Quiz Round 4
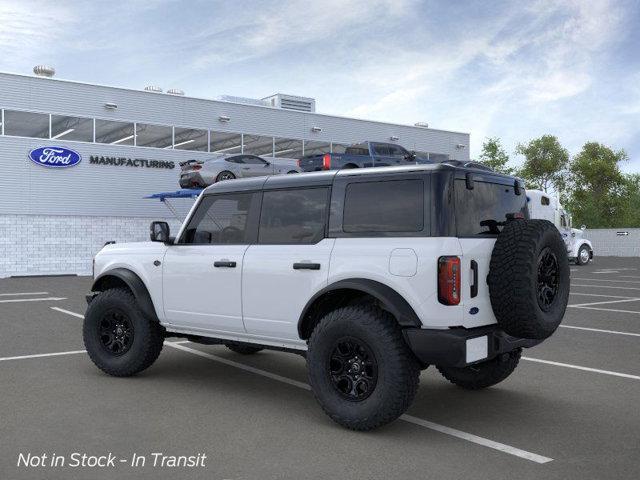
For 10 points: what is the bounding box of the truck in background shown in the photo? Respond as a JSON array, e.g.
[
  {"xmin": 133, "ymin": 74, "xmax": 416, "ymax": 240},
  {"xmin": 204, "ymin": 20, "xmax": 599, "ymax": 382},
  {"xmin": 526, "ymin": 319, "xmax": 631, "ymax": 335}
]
[{"xmin": 527, "ymin": 189, "xmax": 593, "ymax": 265}]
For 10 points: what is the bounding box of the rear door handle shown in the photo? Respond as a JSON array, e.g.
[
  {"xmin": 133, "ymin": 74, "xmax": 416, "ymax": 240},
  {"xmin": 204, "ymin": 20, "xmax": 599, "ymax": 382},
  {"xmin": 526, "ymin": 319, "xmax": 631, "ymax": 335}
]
[
  {"xmin": 293, "ymin": 262, "xmax": 321, "ymax": 270},
  {"xmin": 214, "ymin": 261, "xmax": 236, "ymax": 268},
  {"xmin": 470, "ymin": 260, "xmax": 478, "ymax": 298}
]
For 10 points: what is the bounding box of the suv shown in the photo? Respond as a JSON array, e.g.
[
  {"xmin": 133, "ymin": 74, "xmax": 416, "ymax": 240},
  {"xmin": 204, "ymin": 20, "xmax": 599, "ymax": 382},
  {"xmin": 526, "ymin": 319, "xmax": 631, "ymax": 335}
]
[{"xmin": 85, "ymin": 164, "xmax": 570, "ymax": 430}]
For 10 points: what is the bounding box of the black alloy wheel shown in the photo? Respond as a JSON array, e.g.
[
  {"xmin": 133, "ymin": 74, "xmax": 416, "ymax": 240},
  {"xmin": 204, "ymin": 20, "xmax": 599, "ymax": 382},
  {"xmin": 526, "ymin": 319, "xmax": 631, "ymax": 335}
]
[
  {"xmin": 328, "ymin": 337, "xmax": 378, "ymax": 401},
  {"xmin": 537, "ymin": 247, "xmax": 559, "ymax": 311},
  {"xmin": 99, "ymin": 310, "xmax": 134, "ymax": 356}
]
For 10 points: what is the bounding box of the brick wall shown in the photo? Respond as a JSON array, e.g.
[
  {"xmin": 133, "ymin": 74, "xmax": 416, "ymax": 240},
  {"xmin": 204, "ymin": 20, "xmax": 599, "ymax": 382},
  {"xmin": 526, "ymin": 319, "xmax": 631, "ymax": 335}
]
[{"xmin": 0, "ymin": 215, "xmax": 182, "ymax": 277}]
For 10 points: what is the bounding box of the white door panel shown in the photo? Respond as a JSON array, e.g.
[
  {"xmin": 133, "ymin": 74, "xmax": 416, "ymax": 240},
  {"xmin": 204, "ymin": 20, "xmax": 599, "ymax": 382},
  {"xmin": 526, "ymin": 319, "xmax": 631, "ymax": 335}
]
[
  {"xmin": 162, "ymin": 245, "xmax": 248, "ymax": 333},
  {"xmin": 242, "ymin": 239, "xmax": 335, "ymax": 340}
]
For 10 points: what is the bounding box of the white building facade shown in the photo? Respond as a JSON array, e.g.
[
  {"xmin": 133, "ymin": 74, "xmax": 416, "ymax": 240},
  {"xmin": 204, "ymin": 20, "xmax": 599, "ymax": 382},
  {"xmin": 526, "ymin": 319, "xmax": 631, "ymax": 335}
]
[{"xmin": 0, "ymin": 71, "xmax": 470, "ymax": 277}]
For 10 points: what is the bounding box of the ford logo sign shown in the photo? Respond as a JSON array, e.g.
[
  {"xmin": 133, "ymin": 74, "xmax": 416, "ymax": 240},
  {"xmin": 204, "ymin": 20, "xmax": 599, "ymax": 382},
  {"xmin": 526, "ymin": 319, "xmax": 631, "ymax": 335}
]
[{"xmin": 28, "ymin": 146, "xmax": 82, "ymax": 168}]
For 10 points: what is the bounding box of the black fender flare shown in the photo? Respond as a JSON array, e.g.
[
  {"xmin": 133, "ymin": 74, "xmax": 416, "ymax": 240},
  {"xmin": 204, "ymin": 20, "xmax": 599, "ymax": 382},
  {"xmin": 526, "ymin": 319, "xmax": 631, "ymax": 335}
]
[
  {"xmin": 91, "ymin": 268, "xmax": 159, "ymax": 322},
  {"xmin": 297, "ymin": 278, "xmax": 422, "ymax": 338}
]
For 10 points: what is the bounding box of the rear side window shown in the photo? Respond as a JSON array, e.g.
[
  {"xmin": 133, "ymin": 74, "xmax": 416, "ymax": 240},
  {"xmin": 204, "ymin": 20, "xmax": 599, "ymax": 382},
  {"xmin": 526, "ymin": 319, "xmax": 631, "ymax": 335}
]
[
  {"xmin": 181, "ymin": 193, "xmax": 256, "ymax": 244},
  {"xmin": 455, "ymin": 180, "xmax": 527, "ymax": 236},
  {"xmin": 343, "ymin": 180, "xmax": 424, "ymax": 233},
  {"xmin": 259, "ymin": 188, "xmax": 329, "ymax": 244}
]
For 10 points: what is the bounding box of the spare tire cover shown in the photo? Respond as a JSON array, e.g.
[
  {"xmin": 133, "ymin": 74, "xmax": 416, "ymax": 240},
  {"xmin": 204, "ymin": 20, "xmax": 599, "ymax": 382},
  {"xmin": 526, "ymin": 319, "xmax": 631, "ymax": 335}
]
[{"xmin": 488, "ymin": 219, "xmax": 570, "ymax": 340}]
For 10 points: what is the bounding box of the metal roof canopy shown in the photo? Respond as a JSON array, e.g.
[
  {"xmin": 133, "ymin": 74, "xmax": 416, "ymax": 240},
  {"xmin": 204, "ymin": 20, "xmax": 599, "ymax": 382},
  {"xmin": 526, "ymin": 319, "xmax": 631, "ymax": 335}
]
[{"xmin": 144, "ymin": 189, "xmax": 202, "ymax": 219}]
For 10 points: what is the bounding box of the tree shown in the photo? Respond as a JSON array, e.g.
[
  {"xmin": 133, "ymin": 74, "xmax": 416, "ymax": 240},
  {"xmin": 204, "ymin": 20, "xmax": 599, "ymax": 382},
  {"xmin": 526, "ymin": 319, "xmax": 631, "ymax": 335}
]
[
  {"xmin": 515, "ymin": 135, "xmax": 569, "ymax": 193},
  {"xmin": 478, "ymin": 137, "xmax": 514, "ymax": 174},
  {"xmin": 620, "ymin": 174, "xmax": 640, "ymax": 228},
  {"xmin": 566, "ymin": 142, "xmax": 628, "ymax": 228}
]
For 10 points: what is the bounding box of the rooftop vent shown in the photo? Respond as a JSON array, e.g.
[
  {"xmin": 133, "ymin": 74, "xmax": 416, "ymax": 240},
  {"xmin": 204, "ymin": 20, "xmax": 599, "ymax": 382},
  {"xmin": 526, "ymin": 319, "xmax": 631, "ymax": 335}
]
[
  {"xmin": 414, "ymin": 122, "xmax": 429, "ymax": 128},
  {"xmin": 33, "ymin": 65, "xmax": 55, "ymax": 78},
  {"xmin": 144, "ymin": 85, "xmax": 163, "ymax": 93},
  {"xmin": 262, "ymin": 93, "xmax": 316, "ymax": 113},
  {"xmin": 167, "ymin": 88, "xmax": 185, "ymax": 96}
]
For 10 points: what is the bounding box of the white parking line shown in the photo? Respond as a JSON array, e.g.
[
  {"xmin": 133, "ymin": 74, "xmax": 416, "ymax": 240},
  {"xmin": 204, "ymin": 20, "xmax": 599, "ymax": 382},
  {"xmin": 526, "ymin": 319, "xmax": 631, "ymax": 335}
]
[
  {"xmin": 523, "ymin": 357, "xmax": 640, "ymax": 381},
  {"xmin": 0, "ymin": 297, "xmax": 67, "ymax": 304},
  {"xmin": 569, "ymin": 298, "xmax": 640, "ymax": 308},
  {"xmin": 573, "ymin": 278, "xmax": 640, "ymax": 284},
  {"xmin": 51, "ymin": 307, "xmax": 85, "ymax": 318},
  {"xmin": 617, "ymin": 275, "xmax": 640, "ymax": 280},
  {"xmin": 572, "ymin": 284, "xmax": 640, "ymax": 291},
  {"xmin": 0, "ymin": 292, "xmax": 49, "ymax": 296},
  {"xmin": 560, "ymin": 325, "xmax": 640, "ymax": 337},
  {"xmin": 166, "ymin": 342, "xmax": 552, "ymax": 464},
  {"xmin": 569, "ymin": 306, "xmax": 640, "ymax": 315},
  {"xmin": 0, "ymin": 350, "xmax": 86, "ymax": 362},
  {"xmin": 570, "ymin": 292, "xmax": 638, "ymax": 299}
]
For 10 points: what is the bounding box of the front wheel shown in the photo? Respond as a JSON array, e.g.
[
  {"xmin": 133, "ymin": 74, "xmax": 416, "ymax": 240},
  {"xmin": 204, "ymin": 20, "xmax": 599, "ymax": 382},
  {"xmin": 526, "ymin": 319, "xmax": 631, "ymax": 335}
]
[
  {"xmin": 83, "ymin": 288, "xmax": 164, "ymax": 377},
  {"xmin": 436, "ymin": 349, "xmax": 521, "ymax": 390},
  {"xmin": 307, "ymin": 305, "xmax": 420, "ymax": 431},
  {"xmin": 576, "ymin": 245, "xmax": 591, "ymax": 265},
  {"xmin": 216, "ymin": 171, "xmax": 236, "ymax": 182}
]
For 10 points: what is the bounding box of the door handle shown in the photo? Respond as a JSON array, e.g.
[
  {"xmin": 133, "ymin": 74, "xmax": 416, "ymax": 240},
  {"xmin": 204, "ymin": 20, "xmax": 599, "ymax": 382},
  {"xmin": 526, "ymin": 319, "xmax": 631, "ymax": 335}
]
[
  {"xmin": 242, "ymin": 167, "xmax": 250, "ymax": 170},
  {"xmin": 293, "ymin": 262, "xmax": 321, "ymax": 270},
  {"xmin": 214, "ymin": 261, "xmax": 237, "ymax": 268},
  {"xmin": 470, "ymin": 260, "xmax": 478, "ymax": 298}
]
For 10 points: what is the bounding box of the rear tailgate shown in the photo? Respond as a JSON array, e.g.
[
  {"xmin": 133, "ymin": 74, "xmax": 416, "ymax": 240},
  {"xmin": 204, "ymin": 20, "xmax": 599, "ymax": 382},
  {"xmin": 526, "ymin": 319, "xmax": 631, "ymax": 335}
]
[{"xmin": 298, "ymin": 153, "xmax": 343, "ymax": 171}]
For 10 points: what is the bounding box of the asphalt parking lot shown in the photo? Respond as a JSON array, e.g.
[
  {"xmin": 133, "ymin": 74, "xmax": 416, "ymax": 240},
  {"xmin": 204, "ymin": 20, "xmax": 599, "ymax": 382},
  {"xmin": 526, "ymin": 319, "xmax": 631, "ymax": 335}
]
[{"xmin": 1, "ymin": 257, "xmax": 639, "ymax": 480}]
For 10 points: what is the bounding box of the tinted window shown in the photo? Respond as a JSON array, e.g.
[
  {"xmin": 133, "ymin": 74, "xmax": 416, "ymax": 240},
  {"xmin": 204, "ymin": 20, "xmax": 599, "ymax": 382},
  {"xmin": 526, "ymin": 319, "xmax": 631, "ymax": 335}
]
[
  {"xmin": 373, "ymin": 144, "xmax": 390, "ymax": 156},
  {"xmin": 182, "ymin": 193, "xmax": 255, "ymax": 244},
  {"xmin": 226, "ymin": 156, "xmax": 244, "ymax": 164},
  {"xmin": 387, "ymin": 145, "xmax": 407, "ymax": 158},
  {"xmin": 541, "ymin": 196, "xmax": 550, "ymax": 205},
  {"xmin": 4, "ymin": 110, "xmax": 49, "ymax": 138},
  {"xmin": 343, "ymin": 180, "xmax": 424, "ymax": 233},
  {"xmin": 259, "ymin": 188, "xmax": 328, "ymax": 244},
  {"xmin": 455, "ymin": 180, "xmax": 527, "ymax": 236},
  {"xmin": 244, "ymin": 155, "xmax": 267, "ymax": 165}
]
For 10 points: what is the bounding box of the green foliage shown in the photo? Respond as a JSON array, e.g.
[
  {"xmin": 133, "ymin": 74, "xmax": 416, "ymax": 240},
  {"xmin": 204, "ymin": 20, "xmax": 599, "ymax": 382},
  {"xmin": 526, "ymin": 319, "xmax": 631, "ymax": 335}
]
[
  {"xmin": 515, "ymin": 135, "xmax": 569, "ymax": 193},
  {"xmin": 478, "ymin": 137, "xmax": 514, "ymax": 175},
  {"xmin": 566, "ymin": 142, "xmax": 630, "ymax": 228}
]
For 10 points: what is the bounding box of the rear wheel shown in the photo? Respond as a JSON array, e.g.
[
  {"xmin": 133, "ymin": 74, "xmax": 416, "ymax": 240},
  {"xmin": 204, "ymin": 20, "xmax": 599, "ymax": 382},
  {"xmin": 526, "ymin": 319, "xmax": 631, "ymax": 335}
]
[
  {"xmin": 216, "ymin": 171, "xmax": 236, "ymax": 182},
  {"xmin": 287, "ymin": 170, "xmax": 298, "ymax": 174},
  {"xmin": 437, "ymin": 349, "xmax": 521, "ymax": 390},
  {"xmin": 576, "ymin": 245, "xmax": 591, "ymax": 265},
  {"xmin": 307, "ymin": 305, "xmax": 420, "ymax": 431},
  {"xmin": 83, "ymin": 288, "xmax": 164, "ymax": 377},
  {"xmin": 225, "ymin": 343, "xmax": 263, "ymax": 355}
]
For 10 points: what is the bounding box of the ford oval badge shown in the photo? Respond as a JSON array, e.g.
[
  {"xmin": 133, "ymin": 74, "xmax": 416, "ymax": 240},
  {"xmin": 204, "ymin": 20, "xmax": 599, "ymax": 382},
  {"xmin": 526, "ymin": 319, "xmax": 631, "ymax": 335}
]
[
  {"xmin": 28, "ymin": 146, "xmax": 82, "ymax": 168},
  {"xmin": 469, "ymin": 307, "xmax": 479, "ymax": 315}
]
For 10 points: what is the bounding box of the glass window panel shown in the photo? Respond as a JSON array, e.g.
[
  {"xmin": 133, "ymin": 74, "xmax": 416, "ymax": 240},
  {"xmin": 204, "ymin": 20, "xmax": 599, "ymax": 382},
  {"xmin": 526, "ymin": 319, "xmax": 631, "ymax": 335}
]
[
  {"xmin": 135, "ymin": 123, "xmax": 173, "ymax": 148},
  {"xmin": 4, "ymin": 110, "xmax": 49, "ymax": 138},
  {"xmin": 173, "ymin": 127, "xmax": 208, "ymax": 151},
  {"xmin": 273, "ymin": 137, "xmax": 303, "ymax": 158},
  {"xmin": 95, "ymin": 119, "xmax": 135, "ymax": 145},
  {"xmin": 243, "ymin": 135, "xmax": 274, "ymax": 156},
  {"xmin": 210, "ymin": 131, "xmax": 242, "ymax": 154},
  {"xmin": 331, "ymin": 143, "xmax": 349, "ymax": 154},
  {"xmin": 182, "ymin": 193, "xmax": 255, "ymax": 244},
  {"xmin": 50, "ymin": 115, "xmax": 93, "ymax": 142},
  {"xmin": 259, "ymin": 188, "xmax": 329, "ymax": 244},
  {"xmin": 303, "ymin": 140, "xmax": 331, "ymax": 156}
]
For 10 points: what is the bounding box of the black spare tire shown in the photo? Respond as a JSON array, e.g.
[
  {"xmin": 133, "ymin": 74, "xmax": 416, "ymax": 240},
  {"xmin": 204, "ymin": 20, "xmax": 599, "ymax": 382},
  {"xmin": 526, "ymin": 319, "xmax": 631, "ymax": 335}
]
[{"xmin": 488, "ymin": 219, "xmax": 569, "ymax": 340}]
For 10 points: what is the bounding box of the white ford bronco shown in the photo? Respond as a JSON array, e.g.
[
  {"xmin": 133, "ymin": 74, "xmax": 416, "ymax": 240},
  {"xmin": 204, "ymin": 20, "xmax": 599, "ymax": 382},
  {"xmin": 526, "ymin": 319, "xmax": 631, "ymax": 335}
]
[{"xmin": 85, "ymin": 164, "xmax": 570, "ymax": 430}]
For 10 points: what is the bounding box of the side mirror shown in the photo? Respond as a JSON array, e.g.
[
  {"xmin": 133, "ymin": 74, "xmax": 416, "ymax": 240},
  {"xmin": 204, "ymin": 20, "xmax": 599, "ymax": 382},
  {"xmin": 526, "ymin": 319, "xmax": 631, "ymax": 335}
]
[
  {"xmin": 150, "ymin": 221, "xmax": 170, "ymax": 243},
  {"xmin": 581, "ymin": 225, "xmax": 586, "ymax": 230},
  {"xmin": 264, "ymin": 162, "xmax": 271, "ymax": 167}
]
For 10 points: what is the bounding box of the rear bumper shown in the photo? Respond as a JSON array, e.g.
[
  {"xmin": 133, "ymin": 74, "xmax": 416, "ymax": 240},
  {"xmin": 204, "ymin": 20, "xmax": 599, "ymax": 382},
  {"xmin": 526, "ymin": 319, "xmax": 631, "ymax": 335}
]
[
  {"xmin": 179, "ymin": 172, "xmax": 206, "ymax": 188},
  {"xmin": 403, "ymin": 325, "xmax": 543, "ymax": 368}
]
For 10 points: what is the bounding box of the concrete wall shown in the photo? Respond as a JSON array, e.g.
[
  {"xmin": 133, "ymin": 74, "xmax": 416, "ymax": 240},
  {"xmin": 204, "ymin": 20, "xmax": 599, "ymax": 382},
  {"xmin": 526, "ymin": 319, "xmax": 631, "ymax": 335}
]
[{"xmin": 583, "ymin": 228, "xmax": 640, "ymax": 257}]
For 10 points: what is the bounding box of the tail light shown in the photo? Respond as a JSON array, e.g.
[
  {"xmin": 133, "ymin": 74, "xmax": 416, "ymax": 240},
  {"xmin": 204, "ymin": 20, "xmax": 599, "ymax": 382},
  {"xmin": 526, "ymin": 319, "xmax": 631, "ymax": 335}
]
[
  {"xmin": 297, "ymin": 159, "xmax": 301, "ymax": 167},
  {"xmin": 191, "ymin": 164, "xmax": 202, "ymax": 171},
  {"xmin": 322, "ymin": 153, "xmax": 331, "ymax": 170},
  {"xmin": 438, "ymin": 256, "xmax": 461, "ymax": 305}
]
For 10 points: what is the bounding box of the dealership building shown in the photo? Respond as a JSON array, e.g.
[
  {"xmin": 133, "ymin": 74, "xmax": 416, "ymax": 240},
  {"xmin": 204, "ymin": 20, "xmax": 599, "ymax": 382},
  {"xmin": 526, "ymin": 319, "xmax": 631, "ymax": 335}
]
[{"xmin": 0, "ymin": 68, "xmax": 470, "ymax": 277}]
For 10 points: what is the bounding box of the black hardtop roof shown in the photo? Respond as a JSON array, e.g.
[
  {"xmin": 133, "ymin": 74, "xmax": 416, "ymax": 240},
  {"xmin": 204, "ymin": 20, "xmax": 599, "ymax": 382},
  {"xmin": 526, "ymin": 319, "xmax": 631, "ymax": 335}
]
[{"xmin": 202, "ymin": 163, "xmax": 519, "ymax": 195}]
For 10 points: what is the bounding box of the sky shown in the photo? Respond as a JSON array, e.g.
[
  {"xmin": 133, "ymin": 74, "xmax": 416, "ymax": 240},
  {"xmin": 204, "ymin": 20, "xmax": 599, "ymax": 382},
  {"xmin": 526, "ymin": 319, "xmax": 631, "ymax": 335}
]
[{"xmin": 1, "ymin": 0, "xmax": 639, "ymax": 172}]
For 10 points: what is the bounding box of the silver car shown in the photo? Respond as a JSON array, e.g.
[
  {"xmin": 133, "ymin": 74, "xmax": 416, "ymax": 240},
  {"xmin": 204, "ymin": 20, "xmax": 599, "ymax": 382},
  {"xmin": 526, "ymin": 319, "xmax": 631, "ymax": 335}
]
[{"xmin": 179, "ymin": 154, "xmax": 300, "ymax": 188}]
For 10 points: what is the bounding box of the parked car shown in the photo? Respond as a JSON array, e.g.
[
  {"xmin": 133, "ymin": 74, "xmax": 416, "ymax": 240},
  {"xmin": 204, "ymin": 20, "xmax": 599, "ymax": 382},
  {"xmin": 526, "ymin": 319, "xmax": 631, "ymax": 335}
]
[
  {"xmin": 297, "ymin": 141, "xmax": 429, "ymax": 171},
  {"xmin": 527, "ymin": 189, "xmax": 594, "ymax": 265},
  {"xmin": 179, "ymin": 154, "xmax": 300, "ymax": 188},
  {"xmin": 85, "ymin": 163, "xmax": 570, "ymax": 431}
]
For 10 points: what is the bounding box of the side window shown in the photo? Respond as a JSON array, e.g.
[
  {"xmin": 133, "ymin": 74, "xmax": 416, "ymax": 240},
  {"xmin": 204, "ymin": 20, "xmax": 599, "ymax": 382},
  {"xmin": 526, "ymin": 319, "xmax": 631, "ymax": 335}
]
[
  {"xmin": 244, "ymin": 155, "xmax": 267, "ymax": 165},
  {"xmin": 259, "ymin": 188, "xmax": 329, "ymax": 244},
  {"xmin": 387, "ymin": 145, "xmax": 406, "ymax": 158},
  {"xmin": 541, "ymin": 196, "xmax": 550, "ymax": 206},
  {"xmin": 373, "ymin": 144, "xmax": 390, "ymax": 156},
  {"xmin": 181, "ymin": 193, "xmax": 255, "ymax": 244},
  {"xmin": 560, "ymin": 215, "xmax": 567, "ymax": 228},
  {"xmin": 343, "ymin": 180, "xmax": 424, "ymax": 233},
  {"xmin": 226, "ymin": 156, "xmax": 244, "ymax": 164}
]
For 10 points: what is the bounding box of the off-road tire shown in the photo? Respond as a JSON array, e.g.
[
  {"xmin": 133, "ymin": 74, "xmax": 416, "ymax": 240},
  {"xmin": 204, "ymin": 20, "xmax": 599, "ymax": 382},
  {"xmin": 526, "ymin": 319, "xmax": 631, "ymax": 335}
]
[
  {"xmin": 225, "ymin": 343, "xmax": 264, "ymax": 355},
  {"xmin": 437, "ymin": 349, "xmax": 521, "ymax": 390},
  {"xmin": 83, "ymin": 288, "xmax": 164, "ymax": 377},
  {"xmin": 307, "ymin": 305, "xmax": 420, "ymax": 431},
  {"xmin": 488, "ymin": 219, "xmax": 570, "ymax": 340},
  {"xmin": 576, "ymin": 245, "xmax": 590, "ymax": 266},
  {"xmin": 216, "ymin": 171, "xmax": 236, "ymax": 182}
]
